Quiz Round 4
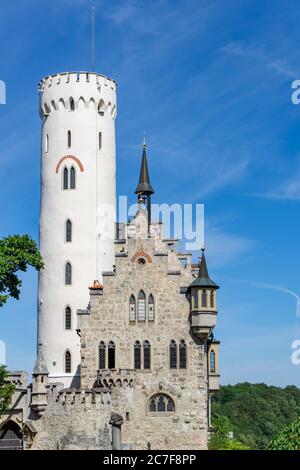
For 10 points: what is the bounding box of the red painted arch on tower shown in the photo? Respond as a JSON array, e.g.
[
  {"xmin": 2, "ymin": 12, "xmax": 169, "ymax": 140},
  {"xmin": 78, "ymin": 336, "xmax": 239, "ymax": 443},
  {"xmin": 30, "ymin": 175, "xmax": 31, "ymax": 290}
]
[{"xmin": 55, "ymin": 155, "xmax": 84, "ymax": 173}]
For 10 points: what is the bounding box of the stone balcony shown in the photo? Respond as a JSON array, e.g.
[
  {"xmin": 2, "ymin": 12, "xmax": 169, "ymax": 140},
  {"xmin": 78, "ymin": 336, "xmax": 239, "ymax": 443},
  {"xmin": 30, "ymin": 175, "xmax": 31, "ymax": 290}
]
[
  {"xmin": 208, "ymin": 373, "xmax": 220, "ymax": 393},
  {"xmin": 97, "ymin": 369, "xmax": 136, "ymax": 389}
]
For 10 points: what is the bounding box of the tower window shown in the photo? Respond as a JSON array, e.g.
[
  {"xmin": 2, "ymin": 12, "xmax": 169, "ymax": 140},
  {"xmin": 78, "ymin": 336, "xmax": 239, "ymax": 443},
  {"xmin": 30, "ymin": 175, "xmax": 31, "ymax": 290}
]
[
  {"xmin": 70, "ymin": 97, "xmax": 75, "ymax": 111},
  {"xmin": 70, "ymin": 166, "xmax": 76, "ymax": 189},
  {"xmin": 65, "ymin": 306, "xmax": 72, "ymax": 330},
  {"xmin": 63, "ymin": 167, "xmax": 69, "ymax": 190},
  {"xmin": 45, "ymin": 134, "xmax": 49, "ymax": 153},
  {"xmin": 65, "ymin": 262, "xmax": 72, "ymax": 285},
  {"xmin": 67, "ymin": 130, "xmax": 71, "ymax": 148},
  {"xmin": 179, "ymin": 340, "xmax": 187, "ymax": 369},
  {"xmin": 65, "ymin": 350, "xmax": 71, "ymax": 373},
  {"xmin": 148, "ymin": 294, "xmax": 154, "ymax": 322},
  {"xmin": 193, "ymin": 290, "xmax": 198, "ymax": 309},
  {"xmin": 143, "ymin": 340, "xmax": 151, "ymax": 369},
  {"xmin": 108, "ymin": 341, "xmax": 115, "ymax": 369},
  {"xmin": 138, "ymin": 290, "xmax": 146, "ymax": 322},
  {"xmin": 202, "ymin": 290, "xmax": 207, "ymax": 308},
  {"xmin": 210, "ymin": 350, "xmax": 216, "ymax": 373},
  {"xmin": 99, "ymin": 131, "xmax": 102, "ymax": 150},
  {"xmin": 129, "ymin": 295, "xmax": 136, "ymax": 322},
  {"xmin": 134, "ymin": 341, "xmax": 141, "ymax": 369},
  {"xmin": 99, "ymin": 341, "xmax": 106, "ymax": 369},
  {"xmin": 210, "ymin": 290, "xmax": 214, "ymax": 308},
  {"xmin": 65, "ymin": 219, "xmax": 72, "ymax": 243},
  {"xmin": 148, "ymin": 394, "xmax": 175, "ymax": 413},
  {"xmin": 169, "ymin": 340, "xmax": 177, "ymax": 369}
]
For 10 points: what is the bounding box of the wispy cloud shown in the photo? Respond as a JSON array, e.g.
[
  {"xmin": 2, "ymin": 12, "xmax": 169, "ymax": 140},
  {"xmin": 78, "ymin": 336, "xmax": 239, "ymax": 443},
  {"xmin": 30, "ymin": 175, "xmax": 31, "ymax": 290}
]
[{"xmin": 222, "ymin": 41, "xmax": 297, "ymax": 79}]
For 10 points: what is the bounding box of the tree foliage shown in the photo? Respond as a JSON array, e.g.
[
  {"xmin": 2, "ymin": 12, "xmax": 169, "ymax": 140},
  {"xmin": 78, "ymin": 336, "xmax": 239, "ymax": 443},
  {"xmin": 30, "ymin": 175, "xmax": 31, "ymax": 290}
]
[
  {"xmin": 212, "ymin": 383, "xmax": 300, "ymax": 449},
  {"xmin": 208, "ymin": 414, "xmax": 249, "ymax": 450},
  {"xmin": 0, "ymin": 365, "xmax": 15, "ymax": 413},
  {"xmin": 0, "ymin": 235, "xmax": 43, "ymax": 307},
  {"xmin": 268, "ymin": 418, "xmax": 300, "ymax": 450}
]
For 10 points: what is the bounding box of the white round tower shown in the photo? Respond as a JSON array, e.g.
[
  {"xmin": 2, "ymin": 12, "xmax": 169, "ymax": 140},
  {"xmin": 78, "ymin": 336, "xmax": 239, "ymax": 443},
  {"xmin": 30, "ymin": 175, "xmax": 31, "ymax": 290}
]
[{"xmin": 37, "ymin": 72, "xmax": 117, "ymax": 387}]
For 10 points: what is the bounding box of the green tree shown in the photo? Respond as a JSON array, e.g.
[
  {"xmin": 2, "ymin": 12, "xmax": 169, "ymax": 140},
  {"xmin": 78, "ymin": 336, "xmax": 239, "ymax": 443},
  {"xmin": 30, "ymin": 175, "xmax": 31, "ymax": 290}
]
[
  {"xmin": 0, "ymin": 235, "xmax": 43, "ymax": 307},
  {"xmin": 0, "ymin": 365, "xmax": 15, "ymax": 413},
  {"xmin": 268, "ymin": 418, "xmax": 300, "ymax": 450},
  {"xmin": 208, "ymin": 414, "xmax": 249, "ymax": 450}
]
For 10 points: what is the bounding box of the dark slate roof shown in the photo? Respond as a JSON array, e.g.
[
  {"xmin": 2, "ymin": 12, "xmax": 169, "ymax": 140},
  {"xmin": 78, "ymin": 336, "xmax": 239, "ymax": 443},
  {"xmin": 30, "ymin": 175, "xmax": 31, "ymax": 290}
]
[
  {"xmin": 135, "ymin": 144, "xmax": 154, "ymax": 195},
  {"xmin": 33, "ymin": 346, "xmax": 49, "ymax": 375},
  {"xmin": 188, "ymin": 250, "xmax": 219, "ymax": 290}
]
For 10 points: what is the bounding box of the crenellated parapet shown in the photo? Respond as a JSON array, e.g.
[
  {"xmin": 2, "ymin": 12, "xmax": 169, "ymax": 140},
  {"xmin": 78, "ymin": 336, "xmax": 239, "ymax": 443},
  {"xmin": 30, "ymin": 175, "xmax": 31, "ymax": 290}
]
[{"xmin": 55, "ymin": 388, "xmax": 111, "ymax": 409}]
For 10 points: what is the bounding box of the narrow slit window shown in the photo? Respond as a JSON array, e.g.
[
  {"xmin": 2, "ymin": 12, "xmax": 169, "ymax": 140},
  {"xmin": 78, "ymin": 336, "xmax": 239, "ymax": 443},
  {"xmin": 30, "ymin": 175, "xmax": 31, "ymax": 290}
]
[
  {"xmin": 70, "ymin": 166, "xmax": 76, "ymax": 189},
  {"xmin": 179, "ymin": 340, "xmax": 187, "ymax": 369},
  {"xmin": 143, "ymin": 340, "xmax": 151, "ymax": 369},
  {"xmin": 170, "ymin": 340, "xmax": 177, "ymax": 369},
  {"xmin": 65, "ymin": 306, "xmax": 72, "ymax": 330},
  {"xmin": 210, "ymin": 350, "xmax": 216, "ymax": 373},
  {"xmin": 65, "ymin": 262, "xmax": 72, "ymax": 285},
  {"xmin": 134, "ymin": 341, "xmax": 141, "ymax": 369},
  {"xmin": 63, "ymin": 167, "xmax": 69, "ymax": 190},
  {"xmin": 70, "ymin": 97, "xmax": 75, "ymax": 111},
  {"xmin": 129, "ymin": 295, "xmax": 136, "ymax": 322},
  {"xmin": 65, "ymin": 350, "xmax": 71, "ymax": 373},
  {"xmin": 66, "ymin": 219, "xmax": 72, "ymax": 242},
  {"xmin": 45, "ymin": 134, "xmax": 49, "ymax": 153},
  {"xmin": 210, "ymin": 290, "xmax": 214, "ymax": 308},
  {"xmin": 202, "ymin": 290, "xmax": 207, "ymax": 308},
  {"xmin": 108, "ymin": 341, "xmax": 115, "ymax": 369},
  {"xmin": 99, "ymin": 131, "xmax": 102, "ymax": 150},
  {"xmin": 148, "ymin": 294, "xmax": 154, "ymax": 322},
  {"xmin": 67, "ymin": 130, "xmax": 71, "ymax": 148},
  {"xmin": 99, "ymin": 341, "xmax": 106, "ymax": 369}
]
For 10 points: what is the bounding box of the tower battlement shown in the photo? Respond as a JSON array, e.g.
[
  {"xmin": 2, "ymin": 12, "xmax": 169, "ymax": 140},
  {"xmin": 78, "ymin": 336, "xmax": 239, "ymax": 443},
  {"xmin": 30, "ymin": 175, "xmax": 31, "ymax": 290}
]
[{"xmin": 55, "ymin": 388, "xmax": 111, "ymax": 410}]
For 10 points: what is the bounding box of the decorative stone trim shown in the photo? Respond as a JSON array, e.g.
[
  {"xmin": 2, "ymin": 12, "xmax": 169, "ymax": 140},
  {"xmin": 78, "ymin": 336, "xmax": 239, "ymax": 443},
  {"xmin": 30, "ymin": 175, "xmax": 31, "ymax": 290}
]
[
  {"xmin": 131, "ymin": 251, "xmax": 152, "ymax": 263},
  {"xmin": 55, "ymin": 155, "xmax": 84, "ymax": 173}
]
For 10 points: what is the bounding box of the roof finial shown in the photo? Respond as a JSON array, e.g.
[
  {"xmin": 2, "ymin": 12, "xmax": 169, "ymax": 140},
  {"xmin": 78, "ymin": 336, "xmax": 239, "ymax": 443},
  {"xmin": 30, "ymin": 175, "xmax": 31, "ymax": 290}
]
[{"xmin": 143, "ymin": 130, "xmax": 146, "ymax": 148}]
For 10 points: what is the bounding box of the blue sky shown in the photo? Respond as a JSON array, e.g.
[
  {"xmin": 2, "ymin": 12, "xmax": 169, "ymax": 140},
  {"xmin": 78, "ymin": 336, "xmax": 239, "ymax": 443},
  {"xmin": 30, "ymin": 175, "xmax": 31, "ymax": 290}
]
[{"xmin": 1, "ymin": 0, "xmax": 300, "ymax": 386}]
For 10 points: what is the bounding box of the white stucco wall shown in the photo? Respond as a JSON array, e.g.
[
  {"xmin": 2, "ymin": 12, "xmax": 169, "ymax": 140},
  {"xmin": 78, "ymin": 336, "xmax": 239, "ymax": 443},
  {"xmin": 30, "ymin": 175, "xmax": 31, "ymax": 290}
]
[{"xmin": 37, "ymin": 72, "xmax": 117, "ymax": 386}]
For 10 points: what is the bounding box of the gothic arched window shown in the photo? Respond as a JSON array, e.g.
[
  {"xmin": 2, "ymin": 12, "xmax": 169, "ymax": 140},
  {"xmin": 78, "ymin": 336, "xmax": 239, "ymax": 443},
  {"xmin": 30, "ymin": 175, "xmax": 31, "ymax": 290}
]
[
  {"xmin": 65, "ymin": 262, "xmax": 72, "ymax": 285},
  {"xmin": 134, "ymin": 341, "xmax": 141, "ymax": 369},
  {"xmin": 65, "ymin": 350, "xmax": 71, "ymax": 373},
  {"xmin": 138, "ymin": 290, "xmax": 146, "ymax": 322},
  {"xmin": 179, "ymin": 340, "xmax": 187, "ymax": 369},
  {"xmin": 70, "ymin": 166, "xmax": 76, "ymax": 189},
  {"xmin": 66, "ymin": 219, "xmax": 72, "ymax": 243},
  {"xmin": 148, "ymin": 394, "xmax": 175, "ymax": 413},
  {"xmin": 108, "ymin": 341, "xmax": 115, "ymax": 369},
  {"xmin": 63, "ymin": 167, "xmax": 69, "ymax": 190},
  {"xmin": 210, "ymin": 290, "xmax": 214, "ymax": 308},
  {"xmin": 148, "ymin": 294, "xmax": 154, "ymax": 322},
  {"xmin": 210, "ymin": 350, "xmax": 216, "ymax": 373},
  {"xmin": 170, "ymin": 340, "xmax": 177, "ymax": 369},
  {"xmin": 202, "ymin": 290, "xmax": 207, "ymax": 308},
  {"xmin": 67, "ymin": 130, "xmax": 71, "ymax": 148},
  {"xmin": 65, "ymin": 306, "xmax": 71, "ymax": 330},
  {"xmin": 129, "ymin": 295, "xmax": 136, "ymax": 322},
  {"xmin": 143, "ymin": 340, "xmax": 151, "ymax": 369},
  {"xmin": 99, "ymin": 341, "xmax": 106, "ymax": 369}
]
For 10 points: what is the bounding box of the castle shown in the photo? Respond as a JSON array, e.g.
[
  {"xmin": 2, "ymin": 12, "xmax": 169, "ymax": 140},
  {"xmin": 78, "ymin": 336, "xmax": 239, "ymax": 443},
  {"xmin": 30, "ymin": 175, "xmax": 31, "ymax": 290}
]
[{"xmin": 0, "ymin": 71, "xmax": 220, "ymax": 450}]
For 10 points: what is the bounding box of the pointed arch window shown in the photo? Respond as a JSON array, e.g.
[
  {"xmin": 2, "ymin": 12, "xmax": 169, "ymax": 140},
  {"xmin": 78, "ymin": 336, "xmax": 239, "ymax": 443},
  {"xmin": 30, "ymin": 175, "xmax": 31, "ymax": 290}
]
[
  {"xmin": 170, "ymin": 340, "xmax": 177, "ymax": 369},
  {"xmin": 70, "ymin": 166, "xmax": 76, "ymax": 189},
  {"xmin": 65, "ymin": 306, "xmax": 72, "ymax": 330},
  {"xmin": 138, "ymin": 290, "xmax": 146, "ymax": 322},
  {"xmin": 148, "ymin": 294, "xmax": 154, "ymax": 322},
  {"xmin": 202, "ymin": 290, "xmax": 207, "ymax": 307},
  {"xmin": 210, "ymin": 350, "xmax": 216, "ymax": 373},
  {"xmin": 99, "ymin": 341, "xmax": 106, "ymax": 369},
  {"xmin": 179, "ymin": 340, "xmax": 187, "ymax": 369},
  {"xmin": 108, "ymin": 341, "xmax": 115, "ymax": 369},
  {"xmin": 134, "ymin": 341, "xmax": 141, "ymax": 369},
  {"xmin": 63, "ymin": 167, "xmax": 69, "ymax": 189},
  {"xmin": 129, "ymin": 295, "xmax": 136, "ymax": 322},
  {"xmin": 143, "ymin": 340, "xmax": 151, "ymax": 369},
  {"xmin": 210, "ymin": 290, "xmax": 214, "ymax": 308},
  {"xmin": 148, "ymin": 394, "xmax": 175, "ymax": 413},
  {"xmin": 67, "ymin": 130, "xmax": 71, "ymax": 148},
  {"xmin": 65, "ymin": 350, "xmax": 71, "ymax": 373},
  {"xmin": 65, "ymin": 219, "xmax": 72, "ymax": 242},
  {"xmin": 65, "ymin": 262, "xmax": 72, "ymax": 285},
  {"xmin": 70, "ymin": 97, "xmax": 75, "ymax": 111}
]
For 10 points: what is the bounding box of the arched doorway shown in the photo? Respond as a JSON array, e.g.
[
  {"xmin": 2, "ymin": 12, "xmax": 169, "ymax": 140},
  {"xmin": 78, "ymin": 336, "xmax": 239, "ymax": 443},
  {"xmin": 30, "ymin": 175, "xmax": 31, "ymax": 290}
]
[{"xmin": 0, "ymin": 420, "xmax": 23, "ymax": 450}]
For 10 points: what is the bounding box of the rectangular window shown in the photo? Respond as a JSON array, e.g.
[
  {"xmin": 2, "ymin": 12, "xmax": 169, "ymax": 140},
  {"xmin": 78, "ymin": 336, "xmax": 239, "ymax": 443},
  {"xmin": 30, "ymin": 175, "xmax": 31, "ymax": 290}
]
[
  {"xmin": 99, "ymin": 131, "xmax": 102, "ymax": 150},
  {"xmin": 68, "ymin": 130, "xmax": 71, "ymax": 148}
]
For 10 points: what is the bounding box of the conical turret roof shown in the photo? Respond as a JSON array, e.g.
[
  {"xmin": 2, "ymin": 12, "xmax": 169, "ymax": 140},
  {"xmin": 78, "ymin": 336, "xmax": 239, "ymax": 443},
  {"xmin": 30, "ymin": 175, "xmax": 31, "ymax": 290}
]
[
  {"xmin": 135, "ymin": 143, "xmax": 154, "ymax": 195},
  {"xmin": 189, "ymin": 249, "xmax": 219, "ymax": 290},
  {"xmin": 33, "ymin": 345, "xmax": 49, "ymax": 375}
]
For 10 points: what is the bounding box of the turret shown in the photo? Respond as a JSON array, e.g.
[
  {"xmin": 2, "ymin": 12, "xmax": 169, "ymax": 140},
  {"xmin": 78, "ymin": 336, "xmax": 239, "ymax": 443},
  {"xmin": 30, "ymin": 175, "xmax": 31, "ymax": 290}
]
[
  {"xmin": 188, "ymin": 249, "xmax": 219, "ymax": 342},
  {"xmin": 31, "ymin": 344, "xmax": 49, "ymax": 417},
  {"xmin": 135, "ymin": 139, "xmax": 154, "ymax": 229}
]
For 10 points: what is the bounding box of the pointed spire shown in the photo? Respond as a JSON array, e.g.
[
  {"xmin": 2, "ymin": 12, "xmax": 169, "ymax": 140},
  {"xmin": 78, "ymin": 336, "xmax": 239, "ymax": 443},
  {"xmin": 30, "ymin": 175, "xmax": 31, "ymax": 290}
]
[
  {"xmin": 189, "ymin": 248, "xmax": 219, "ymax": 290},
  {"xmin": 33, "ymin": 344, "xmax": 49, "ymax": 375},
  {"xmin": 135, "ymin": 139, "xmax": 154, "ymax": 195}
]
